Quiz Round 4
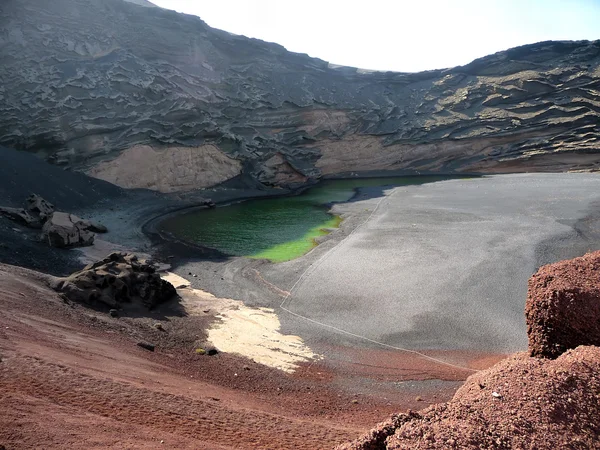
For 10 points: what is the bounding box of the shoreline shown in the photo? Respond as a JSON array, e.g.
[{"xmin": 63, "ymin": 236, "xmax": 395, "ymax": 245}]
[{"xmin": 142, "ymin": 173, "xmax": 475, "ymax": 266}]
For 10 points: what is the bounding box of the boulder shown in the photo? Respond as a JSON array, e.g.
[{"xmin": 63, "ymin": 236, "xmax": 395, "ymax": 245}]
[
  {"xmin": 25, "ymin": 194, "xmax": 54, "ymax": 221},
  {"xmin": 41, "ymin": 212, "xmax": 95, "ymax": 248},
  {"xmin": 82, "ymin": 220, "xmax": 108, "ymax": 233},
  {"xmin": 526, "ymin": 250, "xmax": 600, "ymax": 359},
  {"xmin": 55, "ymin": 252, "xmax": 176, "ymax": 310},
  {"xmin": 0, "ymin": 206, "xmax": 43, "ymax": 228},
  {"xmin": 0, "ymin": 194, "xmax": 55, "ymax": 229}
]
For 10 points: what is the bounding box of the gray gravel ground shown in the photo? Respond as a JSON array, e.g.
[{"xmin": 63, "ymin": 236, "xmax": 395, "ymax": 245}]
[{"xmin": 275, "ymin": 173, "xmax": 600, "ymax": 353}]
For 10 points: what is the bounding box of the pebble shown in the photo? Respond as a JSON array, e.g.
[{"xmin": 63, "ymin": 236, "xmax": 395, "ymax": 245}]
[{"xmin": 137, "ymin": 342, "xmax": 155, "ymax": 352}]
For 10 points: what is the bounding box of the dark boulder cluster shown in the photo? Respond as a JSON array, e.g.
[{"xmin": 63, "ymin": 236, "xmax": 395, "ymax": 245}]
[
  {"xmin": 0, "ymin": 194, "xmax": 106, "ymax": 248},
  {"xmin": 54, "ymin": 252, "xmax": 176, "ymax": 310},
  {"xmin": 0, "ymin": 194, "xmax": 52, "ymax": 229}
]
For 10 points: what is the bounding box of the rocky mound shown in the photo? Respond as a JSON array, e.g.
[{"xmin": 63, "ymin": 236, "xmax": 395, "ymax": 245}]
[
  {"xmin": 41, "ymin": 212, "xmax": 96, "ymax": 248},
  {"xmin": 338, "ymin": 252, "xmax": 600, "ymax": 449},
  {"xmin": 1, "ymin": 0, "xmax": 599, "ymax": 192},
  {"xmin": 0, "ymin": 194, "xmax": 55, "ymax": 229},
  {"xmin": 54, "ymin": 252, "xmax": 176, "ymax": 310},
  {"xmin": 339, "ymin": 347, "xmax": 600, "ymax": 450},
  {"xmin": 527, "ymin": 251, "xmax": 600, "ymax": 359},
  {"xmin": 0, "ymin": 194, "xmax": 107, "ymax": 248}
]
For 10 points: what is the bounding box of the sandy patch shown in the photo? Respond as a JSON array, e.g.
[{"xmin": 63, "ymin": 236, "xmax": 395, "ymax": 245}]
[
  {"xmin": 87, "ymin": 144, "xmax": 242, "ymax": 193},
  {"xmin": 162, "ymin": 272, "xmax": 320, "ymax": 373}
]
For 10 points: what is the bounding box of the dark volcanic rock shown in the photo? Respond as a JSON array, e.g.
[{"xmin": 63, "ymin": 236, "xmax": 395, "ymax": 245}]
[
  {"xmin": 526, "ymin": 250, "xmax": 600, "ymax": 359},
  {"xmin": 0, "ymin": 206, "xmax": 42, "ymax": 228},
  {"xmin": 1, "ymin": 0, "xmax": 599, "ymax": 192},
  {"xmin": 0, "ymin": 193, "xmax": 55, "ymax": 229},
  {"xmin": 25, "ymin": 194, "xmax": 54, "ymax": 222},
  {"xmin": 0, "ymin": 192, "xmax": 108, "ymax": 248},
  {"xmin": 41, "ymin": 212, "xmax": 95, "ymax": 248},
  {"xmin": 55, "ymin": 252, "xmax": 176, "ymax": 310}
]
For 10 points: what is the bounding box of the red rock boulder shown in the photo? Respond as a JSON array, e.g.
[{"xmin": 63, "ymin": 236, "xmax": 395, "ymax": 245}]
[{"xmin": 526, "ymin": 251, "xmax": 600, "ymax": 359}]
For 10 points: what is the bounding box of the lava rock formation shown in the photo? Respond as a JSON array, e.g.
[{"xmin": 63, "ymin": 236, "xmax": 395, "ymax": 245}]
[{"xmin": 1, "ymin": 0, "xmax": 599, "ymax": 192}]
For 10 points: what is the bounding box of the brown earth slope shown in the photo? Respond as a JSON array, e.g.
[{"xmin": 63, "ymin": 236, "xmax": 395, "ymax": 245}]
[{"xmin": 0, "ymin": 263, "xmax": 474, "ymax": 449}]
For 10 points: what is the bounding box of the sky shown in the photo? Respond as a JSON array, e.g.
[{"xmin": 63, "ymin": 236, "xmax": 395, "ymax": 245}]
[{"xmin": 149, "ymin": 0, "xmax": 600, "ymax": 72}]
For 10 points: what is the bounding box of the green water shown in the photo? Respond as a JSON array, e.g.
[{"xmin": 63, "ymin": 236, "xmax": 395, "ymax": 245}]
[{"xmin": 160, "ymin": 176, "xmax": 460, "ymax": 262}]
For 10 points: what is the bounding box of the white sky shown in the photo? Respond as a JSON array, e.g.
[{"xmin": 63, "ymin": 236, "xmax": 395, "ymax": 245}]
[{"xmin": 149, "ymin": 0, "xmax": 600, "ymax": 72}]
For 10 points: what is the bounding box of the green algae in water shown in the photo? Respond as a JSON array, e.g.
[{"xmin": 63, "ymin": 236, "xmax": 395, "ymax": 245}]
[
  {"xmin": 252, "ymin": 214, "xmax": 343, "ymax": 262},
  {"xmin": 160, "ymin": 176, "xmax": 461, "ymax": 262}
]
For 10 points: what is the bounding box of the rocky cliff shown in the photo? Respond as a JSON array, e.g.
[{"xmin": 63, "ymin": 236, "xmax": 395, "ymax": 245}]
[{"xmin": 1, "ymin": 0, "xmax": 600, "ymax": 192}]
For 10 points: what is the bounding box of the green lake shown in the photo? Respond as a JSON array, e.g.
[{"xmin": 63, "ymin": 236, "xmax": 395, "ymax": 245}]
[{"xmin": 160, "ymin": 176, "xmax": 461, "ymax": 262}]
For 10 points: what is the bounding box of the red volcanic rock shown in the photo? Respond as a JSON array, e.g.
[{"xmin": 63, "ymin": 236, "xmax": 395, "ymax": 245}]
[
  {"xmin": 338, "ymin": 347, "xmax": 600, "ymax": 449},
  {"xmin": 526, "ymin": 251, "xmax": 600, "ymax": 359}
]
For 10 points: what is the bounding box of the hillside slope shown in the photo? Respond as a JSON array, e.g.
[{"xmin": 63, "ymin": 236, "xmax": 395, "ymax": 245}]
[{"xmin": 1, "ymin": 0, "xmax": 600, "ymax": 192}]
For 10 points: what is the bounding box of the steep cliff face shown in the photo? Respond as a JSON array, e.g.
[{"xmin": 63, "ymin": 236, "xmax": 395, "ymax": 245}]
[{"xmin": 1, "ymin": 0, "xmax": 600, "ymax": 192}]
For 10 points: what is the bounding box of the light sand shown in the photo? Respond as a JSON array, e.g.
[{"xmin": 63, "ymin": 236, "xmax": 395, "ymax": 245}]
[{"xmin": 162, "ymin": 272, "xmax": 320, "ymax": 372}]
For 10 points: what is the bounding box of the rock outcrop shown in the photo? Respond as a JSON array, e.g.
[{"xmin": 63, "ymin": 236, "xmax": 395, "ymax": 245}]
[
  {"xmin": 54, "ymin": 252, "xmax": 176, "ymax": 309},
  {"xmin": 0, "ymin": 194, "xmax": 55, "ymax": 229},
  {"xmin": 339, "ymin": 347, "xmax": 600, "ymax": 450},
  {"xmin": 0, "ymin": 193, "xmax": 107, "ymax": 248},
  {"xmin": 338, "ymin": 252, "xmax": 600, "ymax": 449},
  {"xmin": 25, "ymin": 194, "xmax": 55, "ymax": 222},
  {"xmin": 0, "ymin": 206, "xmax": 43, "ymax": 229},
  {"xmin": 1, "ymin": 0, "xmax": 599, "ymax": 192},
  {"xmin": 526, "ymin": 251, "xmax": 600, "ymax": 359},
  {"xmin": 41, "ymin": 212, "xmax": 95, "ymax": 248}
]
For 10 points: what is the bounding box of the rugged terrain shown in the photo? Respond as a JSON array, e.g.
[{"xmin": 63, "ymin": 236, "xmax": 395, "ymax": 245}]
[
  {"xmin": 0, "ymin": 263, "xmax": 468, "ymax": 449},
  {"xmin": 1, "ymin": 0, "xmax": 600, "ymax": 193}
]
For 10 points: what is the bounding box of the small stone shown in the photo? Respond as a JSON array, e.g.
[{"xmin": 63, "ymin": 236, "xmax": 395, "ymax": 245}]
[
  {"xmin": 195, "ymin": 348, "xmax": 206, "ymax": 355},
  {"xmin": 137, "ymin": 342, "xmax": 155, "ymax": 352},
  {"xmin": 153, "ymin": 322, "xmax": 164, "ymax": 331},
  {"xmin": 351, "ymin": 399, "xmax": 359, "ymax": 404},
  {"xmin": 243, "ymin": 365, "xmax": 251, "ymax": 370},
  {"xmin": 109, "ymin": 309, "xmax": 118, "ymax": 317},
  {"xmin": 492, "ymin": 391, "xmax": 502, "ymax": 398},
  {"xmin": 415, "ymin": 396, "xmax": 423, "ymax": 402},
  {"xmin": 192, "ymin": 274, "xmax": 197, "ymax": 278}
]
